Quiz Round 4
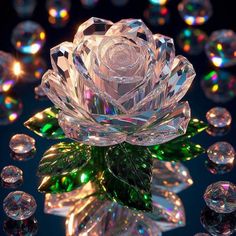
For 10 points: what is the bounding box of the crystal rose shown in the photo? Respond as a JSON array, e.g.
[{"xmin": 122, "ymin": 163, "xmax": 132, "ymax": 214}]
[{"xmin": 42, "ymin": 17, "xmax": 195, "ymax": 146}]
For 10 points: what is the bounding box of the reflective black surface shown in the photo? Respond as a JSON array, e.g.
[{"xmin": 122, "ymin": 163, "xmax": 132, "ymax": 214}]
[{"xmin": 1, "ymin": 0, "xmax": 236, "ymax": 235}]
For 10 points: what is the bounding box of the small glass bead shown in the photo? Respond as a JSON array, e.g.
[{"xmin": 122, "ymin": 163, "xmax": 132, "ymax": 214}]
[
  {"xmin": 9, "ymin": 134, "xmax": 36, "ymax": 154},
  {"xmin": 11, "ymin": 21, "xmax": 46, "ymax": 54},
  {"xmin": 0, "ymin": 51, "xmax": 20, "ymax": 92},
  {"xmin": 12, "ymin": 0, "xmax": 37, "ymax": 17},
  {"xmin": 1, "ymin": 166, "xmax": 23, "ymax": 188},
  {"xmin": 177, "ymin": 28, "xmax": 208, "ymax": 55},
  {"xmin": 144, "ymin": 4, "xmax": 170, "ymax": 26},
  {"xmin": 205, "ymin": 30, "xmax": 236, "ymax": 68},
  {"xmin": 207, "ymin": 142, "xmax": 235, "ymax": 165},
  {"xmin": 178, "ymin": 0, "xmax": 212, "ymax": 26},
  {"xmin": 0, "ymin": 94, "xmax": 23, "ymax": 125},
  {"xmin": 3, "ymin": 191, "xmax": 37, "ymax": 220},
  {"xmin": 204, "ymin": 181, "xmax": 236, "ymax": 213},
  {"xmin": 201, "ymin": 70, "xmax": 236, "ymax": 103},
  {"xmin": 206, "ymin": 107, "xmax": 232, "ymax": 128}
]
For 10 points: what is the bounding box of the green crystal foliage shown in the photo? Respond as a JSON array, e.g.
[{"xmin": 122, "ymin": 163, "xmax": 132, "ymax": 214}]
[
  {"xmin": 38, "ymin": 142, "xmax": 92, "ymax": 176},
  {"xmin": 99, "ymin": 143, "xmax": 153, "ymax": 211},
  {"xmin": 38, "ymin": 143, "xmax": 105, "ymax": 193},
  {"xmin": 183, "ymin": 118, "xmax": 208, "ymax": 139},
  {"xmin": 24, "ymin": 107, "xmax": 65, "ymax": 139},
  {"xmin": 38, "ymin": 168, "xmax": 95, "ymax": 193},
  {"xmin": 149, "ymin": 140, "xmax": 205, "ymax": 162}
]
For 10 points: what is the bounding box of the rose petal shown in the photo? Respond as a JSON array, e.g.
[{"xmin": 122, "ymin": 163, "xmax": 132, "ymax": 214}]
[
  {"xmin": 74, "ymin": 35, "xmax": 153, "ymax": 113},
  {"xmin": 73, "ymin": 17, "xmax": 113, "ymax": 44},
  {"xmin": 58, "ymin": 112, "xmax": 126, "ymax": 146},
  {"xmin": 41, "ymin": 70, "xmax": 78, "ymax": 117},
  {"xmin": 153, "ymin": 34, "xmax": 175, "ymax": 81},
  {"xmin": 165, "ymin": 55, "xmax": 195, "ymax": 105},
  {"xmin": 106, "ymin": 19, "xmax": 155, "ymax": 50},
  {"xmin": 126, "ymin": 101, "xmax": 191, "ymax": 146}
]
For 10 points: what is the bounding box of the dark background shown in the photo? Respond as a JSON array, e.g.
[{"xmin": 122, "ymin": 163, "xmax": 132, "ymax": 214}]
[{"xmin": 0, "ymin": 0, "xmax": 236, "ymax": 235}]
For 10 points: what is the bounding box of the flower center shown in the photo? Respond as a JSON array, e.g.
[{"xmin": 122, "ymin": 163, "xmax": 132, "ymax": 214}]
[{"xmin": 106, "ymin": 43, "xmax": 139, "ymax": 70}]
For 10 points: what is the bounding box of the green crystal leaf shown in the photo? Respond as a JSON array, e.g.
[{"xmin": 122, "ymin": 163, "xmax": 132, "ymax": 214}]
[
  {"xmin": 38, "ymin": 142, "xmax": 92, "ymax": 177},
  {"xmin": 24, "ymin": 107, "xmax": 65, "ymax": 139},
  {"xmin": 149, "ymin": 140, "xmax": 205, "ymax": 162},
  {"xmin": 38, "ymin": 145, "xmax": 108, "ymax": 194},
  {"xmin": 38, "ymin": 168, "xmax": 96, "ymax": 193},
  {"xmin": 178, "ymin": 118, "xmax": 208, "ymax": 141},
  {"xmin": 99, "ymin": 143, "xmax": 153, "ymax": 211}
]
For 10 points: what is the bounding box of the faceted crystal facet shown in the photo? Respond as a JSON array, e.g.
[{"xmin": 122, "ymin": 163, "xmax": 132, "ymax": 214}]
[
  {"xmin": 9, "ymin": 134, "xmax": 36, "ymax": 154},
  {"xmin": 206, "ymin": 107, "xmax": 232, "ymax": 128},
  {"xmin": 34, "ymin": 85, "xmax": 47, "ymax": 100},
  {"xmin": 11, "ymin": 21, "xmax": 46, "ymax": 54},
  {"xmin": 66, "ymin": 199, "xmax": 111, "ymax": 235},
  {"xmin": 152, "ymin": 159, "xmax": 193, "ymax": 193},
  {"xmin": 204, "ymin": 181, "xmax": 236, "ymax": 213},
  {"xmin": 41, "ymin": 18, "xmax": 195, "ymax": 146},
  {"xmin": 144, "ymin": 4, "xmax": 170, "ymax": 26},
  {"xmin": 205, "ymin": 30, "xmax": 236, "ymax": 68},
  {"xmin": 66, "ymin": 201, "xmax": 162, "ymax": 236},
  {"xmin": 3, "ymin": 217, "xmax": 38, "ymax": 236},
  {"xmin": 0, "ymin": 51, "xmax": 19, "ymax": 92},
  {"xmin": 13, "ymin": 0, "xmax": 37, "ymax": 17},
  {"xmin": 201, "ymin": 70, "xmax": 236, "ymax": 103},
  {"xmin": 0, "ymin": 94, "xmax": 23, "ymax": 125},
  {"xmin": 146, "ymin": 189, "xmax": 185, "ymax": 231},
  {"xmin": 3, "ymin": 191, "xmax": 37, "ymax": 220},
  {"xmin": 58, "ymin": 112, "xmax": 127, "ymax": 146},
  {"xmin": 178, "ymin": 0, "xmax": 212, "ymax": 25},
  {"xmin": 177, "ymin": 28, "xmax": 208, "ymax": 55},
  {"xmin": 200, "ymin": 207, "xmax": 236, "ymax": 236},
  {"xmin": 20, "ymin": 56, "xmax": 47, "ymax": 83},
  {"xmin": 207, "ymin": 142, "xmax": 235, "ymax": 165},
  {"xmin": 1, "ymin": 165, "xmax": 23, "ymax": 188},
  {"xmin": 44, "ymin": 182, "xmax": 97, "ymax": 217},
  {"xmin": 165, "ymin": 56, "xmax": 195, "ymax": 106},
  {"xmin": 205, "ymin": 159, "xmax": 234, "ymax": 175},
  {"xmin": 127, "ymin": 102, "xmax": 191, "ymax": 146},
  {"xmin": 74, "ymin": 17, "xmax": 113, "ymax": 44}
]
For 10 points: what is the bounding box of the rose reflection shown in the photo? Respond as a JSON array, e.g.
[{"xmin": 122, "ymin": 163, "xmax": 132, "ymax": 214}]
[
  {"xmin": 200, "ymin": 206, "xmax": 236, "ymax": 236},
  {"xmin": 3, "ymin": 216, "xmax": 38, "ymax": 236}
]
